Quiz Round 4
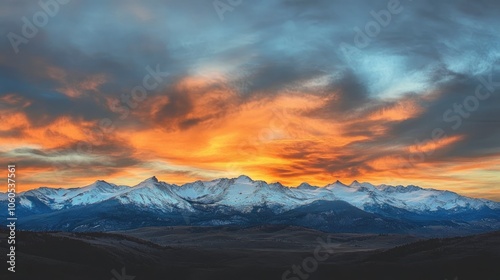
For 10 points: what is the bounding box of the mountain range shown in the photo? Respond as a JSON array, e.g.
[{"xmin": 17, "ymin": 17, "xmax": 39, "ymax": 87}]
[{"xmin": 2, "ymin": 175, "xmax": 499, "ymax": 235}]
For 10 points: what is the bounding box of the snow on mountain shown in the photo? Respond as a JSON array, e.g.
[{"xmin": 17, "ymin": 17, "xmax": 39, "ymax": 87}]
[
  {"xmin": 171, "ymin": 176, "xmax": 304, "ymax": 212},
  {"xmin": 20, "ymin": 180, "xmax": 130, "ymax": 210},
  {"xmin": 2, "ymin": 176, "xmax": 499, "ymax": 215},
  {"xmin": 329, "ymin": 180, "xmax": 497, "ymax": 212},
  {"xmin": 171, "ymin": 178, "xmax": 229, "ymax": 204},
  {"xmin": 113, "ymin": 176, "xmax": 194, "ymax": 211},
  {"xmin": 375, "ymin": 184, "xmax": 499, "ymax": 211},
  {"xmin": 213, "ymin": 176, "xmax": 298, "ymax": 211}
]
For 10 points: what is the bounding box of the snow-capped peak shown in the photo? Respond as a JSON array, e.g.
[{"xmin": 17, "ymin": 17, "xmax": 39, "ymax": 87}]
[
  {"xmin": 325, "ymin": 180, "xmax": 348, "ymax": 189},
  {"xmin": 137, "ymin": 176, "xmax": 159, "ymax": 185},
  {"xmin": 4, "ymin": 176, "xmax": 499, "ymax": 215},
  {"xmin": 234, "ymin": 175, "xmax": 253, "ymax": 183},
  {"xmin": 297, "ymin": 182, "xmax": 317, "ymax": 190}
]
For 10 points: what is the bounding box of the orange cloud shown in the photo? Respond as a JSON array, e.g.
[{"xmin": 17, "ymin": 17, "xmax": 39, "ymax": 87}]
[{"xmin": 3, "ymin": 75, "xmax": 500, "ymax": 201}]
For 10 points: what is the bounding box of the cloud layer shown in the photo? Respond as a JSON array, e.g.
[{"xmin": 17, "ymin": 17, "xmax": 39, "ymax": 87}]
[{"xmin": 1, "ymin": 0, "xmax": 500, "ymax": 200}]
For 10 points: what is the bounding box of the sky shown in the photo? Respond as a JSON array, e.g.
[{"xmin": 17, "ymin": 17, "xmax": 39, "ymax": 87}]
[{"xmin": 1, "ymin": 0, "xmax": 500, "ymax": 200}]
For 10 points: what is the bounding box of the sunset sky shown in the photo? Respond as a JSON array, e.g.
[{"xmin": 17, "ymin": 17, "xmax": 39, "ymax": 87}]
[{"xmin": 1, "ymin": 0, "xmax": 500, "ymax": 200}]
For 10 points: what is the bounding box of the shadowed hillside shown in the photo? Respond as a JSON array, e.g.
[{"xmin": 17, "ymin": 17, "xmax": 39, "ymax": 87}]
[{"xmin": 1, "ymin": 227, "xmax": 499, "ymax": 280}]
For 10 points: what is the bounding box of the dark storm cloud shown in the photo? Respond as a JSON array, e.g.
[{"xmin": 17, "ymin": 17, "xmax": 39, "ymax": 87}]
[
  {"xmin": 384, "ymin": 75, "xmax": 500, "ymax": 159},
  {"xmin": 318, "ymin": 70, "xmax": 371, "ymax": 115}
]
